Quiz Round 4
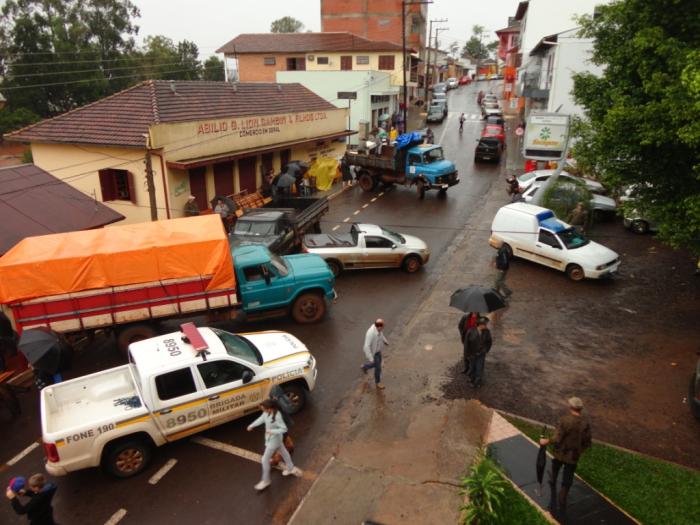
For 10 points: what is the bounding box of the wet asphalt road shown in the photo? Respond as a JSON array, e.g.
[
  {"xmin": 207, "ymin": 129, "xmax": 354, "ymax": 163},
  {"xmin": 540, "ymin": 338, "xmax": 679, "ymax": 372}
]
[{"xmin": 0, "ymin": 82, "xmax": 501, "ymax": 525}]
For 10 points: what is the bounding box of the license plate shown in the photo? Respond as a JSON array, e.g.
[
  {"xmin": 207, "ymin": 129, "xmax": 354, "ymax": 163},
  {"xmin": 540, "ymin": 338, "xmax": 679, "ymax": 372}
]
[
  {"xmin": 482, "ymin": 156, "xmax": 491, "ymax": 159},
  {"xmin": 441, "ymin": 184, "xmax": 448, "ymax": 189}
]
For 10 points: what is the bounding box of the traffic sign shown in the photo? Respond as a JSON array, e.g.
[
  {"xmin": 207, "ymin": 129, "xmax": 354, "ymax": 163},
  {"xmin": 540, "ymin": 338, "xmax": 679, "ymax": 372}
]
[{"xmin": 515, "ymin": 127, "xmax": 524, "ymax": 137}]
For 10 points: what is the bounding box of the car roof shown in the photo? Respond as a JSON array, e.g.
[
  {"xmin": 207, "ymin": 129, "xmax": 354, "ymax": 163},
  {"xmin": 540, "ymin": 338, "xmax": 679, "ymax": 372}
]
[
  {"xmin": 129, "ymin": 327, "xmax": 228, "ymax": 375},
  {"xmin": 502, "ymin": 202, "xmax": 552, "ymax": 216},
  {"xmin": 355, "ymin": 223, "xmax": 384, "ymax": 235}
]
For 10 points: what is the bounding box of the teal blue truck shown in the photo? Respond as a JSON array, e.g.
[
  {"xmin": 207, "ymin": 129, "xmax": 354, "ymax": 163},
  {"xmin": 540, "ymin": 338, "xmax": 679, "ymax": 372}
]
[
  {"xmin": 232, "ymin": 245, "xmax": 336, "ymax": 323},
  {"xmin": 344, "ymin": 133, "xmax": 459, "ymax": 199}
]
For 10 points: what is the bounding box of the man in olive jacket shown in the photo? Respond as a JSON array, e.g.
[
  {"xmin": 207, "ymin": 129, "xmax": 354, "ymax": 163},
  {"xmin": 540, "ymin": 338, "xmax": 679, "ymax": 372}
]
[
  {"xmin": 540, "ymin": 397, "xmax": 592, "ymax": 512},
  {"xmin": 462, "ymin": 317, "xmax": 492, "ymax": 387}
]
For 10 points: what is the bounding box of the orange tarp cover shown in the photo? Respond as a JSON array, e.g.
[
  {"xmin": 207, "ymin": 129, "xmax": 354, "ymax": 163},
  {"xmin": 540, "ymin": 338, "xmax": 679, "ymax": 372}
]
[{"xmin": 0, "ymin": 215, "xmax": 235, "ymax": 304}]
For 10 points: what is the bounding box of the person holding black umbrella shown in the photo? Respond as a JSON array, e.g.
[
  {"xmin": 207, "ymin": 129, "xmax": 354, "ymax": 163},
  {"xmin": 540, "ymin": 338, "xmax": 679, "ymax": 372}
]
[
  {"xmin": 462, "ymin": 317, "xmax": 492, "ymax": 386},
  {"xmin": 539, "ymin": 397, "xmax": 592, "ymax": 514}
]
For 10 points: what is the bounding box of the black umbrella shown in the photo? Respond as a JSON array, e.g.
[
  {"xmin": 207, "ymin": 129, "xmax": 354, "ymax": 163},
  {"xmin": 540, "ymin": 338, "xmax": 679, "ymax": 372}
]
[
  {"xmin": 210, "ymin": 195, "xmax": 237, "ymax": 213},
  {"xmin": 449, "ymin": 286, "xmax": 506, "ymax": 313},
  {"xmin": 276, "ymin": 172, "xmax": 297, "ymax": 188},
  {"xmin": 18, "ymin": 327, "xmax": 72, "ymax": 375},
  {"xmin": 536, "ymin": 425, "xmax": 548, "ymax": 495}
]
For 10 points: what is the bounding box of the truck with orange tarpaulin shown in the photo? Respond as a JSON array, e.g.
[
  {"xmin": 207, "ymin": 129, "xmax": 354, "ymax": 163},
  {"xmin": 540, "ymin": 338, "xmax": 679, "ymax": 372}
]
[{"xmin": 0, "ymin": 215, "xmax": 336, "ymax": 353}]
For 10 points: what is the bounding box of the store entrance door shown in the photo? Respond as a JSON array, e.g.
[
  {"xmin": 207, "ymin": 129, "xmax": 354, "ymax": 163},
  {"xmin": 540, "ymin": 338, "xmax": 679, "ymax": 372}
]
[
  {"xmin": 188, "ymin": 167, "xmax": 208, "ymax": 211},
  {"xmin": 238, "ymin": 157, "xmax": 257, "ymax": 194},
  {"xmin": 214, "ymin": 161, "xmax": 234, "ymax": 197}
]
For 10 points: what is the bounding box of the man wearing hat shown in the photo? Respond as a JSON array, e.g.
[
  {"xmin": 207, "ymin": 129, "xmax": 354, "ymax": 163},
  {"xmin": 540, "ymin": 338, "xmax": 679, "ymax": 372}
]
[
  {"xmin": 183, "ymin": 195, "xmax": 199, "ymax": 217},
  {"xmin": 540, "ymin": 397, "xmax": 592, "ymax": 513},
  {"xmin": 462, "ymin": 316, "xmax": 492, "ymax": 387}
]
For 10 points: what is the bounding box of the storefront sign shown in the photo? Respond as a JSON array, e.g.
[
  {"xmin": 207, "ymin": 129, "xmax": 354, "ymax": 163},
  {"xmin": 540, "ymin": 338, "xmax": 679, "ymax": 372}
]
[
  {"xmin": 337, "ymin": 92, "xmax": 357, "ymax": 100},
  {"xmin": 196, "ymin": 111, "xmax": 329, "ymax": 138},
  {"xmin": 523, "ymin": 112, "xmax": 570, "ymax": 160}
]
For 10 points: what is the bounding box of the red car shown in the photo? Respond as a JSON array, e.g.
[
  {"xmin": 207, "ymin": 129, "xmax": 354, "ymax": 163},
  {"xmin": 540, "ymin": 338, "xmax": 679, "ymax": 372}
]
[
  {"xmin": 481, "ymin": 124, "xmax": 505, "ymax": 144},
  {"xmin": 459, "ymin": 75, "xmax": 472, "ymax": 85}
]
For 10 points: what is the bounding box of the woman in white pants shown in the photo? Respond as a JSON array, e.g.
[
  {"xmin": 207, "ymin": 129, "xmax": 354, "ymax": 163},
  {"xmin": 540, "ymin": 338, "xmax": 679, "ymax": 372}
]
[{"xmin": 247, "ymin": 398, "xmax": 302, "ymax": 491}]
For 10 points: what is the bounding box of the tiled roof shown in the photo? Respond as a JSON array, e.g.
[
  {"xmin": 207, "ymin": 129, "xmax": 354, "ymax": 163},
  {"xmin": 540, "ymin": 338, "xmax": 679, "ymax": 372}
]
[
  {"xmin": 217, "ymin": 32, "xmax": 403, "ymax": 54},
  {"xmin": 5, "ymin": 81, "xmax": 337, "ymax": 147},
  {"xmin": 0, "ymin": 164, "xmax": 124, "ymax": 254}
]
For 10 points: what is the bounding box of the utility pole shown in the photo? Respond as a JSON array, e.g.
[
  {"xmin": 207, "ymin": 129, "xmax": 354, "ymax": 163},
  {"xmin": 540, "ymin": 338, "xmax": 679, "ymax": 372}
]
[
  {"xmin": 144, "ymin": 150, "xmax": 158, "ymax": 221},
  {"xmin": 402, "ymin": 0, "xmax": 432, "ymax": 131},
  {"xmin": 434, "ymin": 26, "xmax": 449, "ymax": 84},
  {"xmin": 424, "ymin": 18, "xmax": 448, "ymax": 106}
]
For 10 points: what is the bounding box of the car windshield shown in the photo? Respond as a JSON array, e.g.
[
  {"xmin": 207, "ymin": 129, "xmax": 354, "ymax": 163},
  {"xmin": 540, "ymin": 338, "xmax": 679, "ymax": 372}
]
[
  {"xmin": 211, "ymin": 328, "xmax": 262, "ymax": 365},
  {"xmin": 518, "ymin": 171, "xmax": 538, "ymax": 183},
  {"xmin": 557, "ymin": 228, "xmax": 590, "ymax": 249},
  {"xmin": 234, "ymin": 221, "xmax": 276, "ymax": 236},
  {"xmin": 268, "ymin": 252, "xmax": 289, "ymax": 276},
  {"xmin": 380, "ymin": 227, "xmax": 405, "ymax": 244},
  {"xmin": 424, "ymin": 148, "xmax": 444, "ymax": 162}
]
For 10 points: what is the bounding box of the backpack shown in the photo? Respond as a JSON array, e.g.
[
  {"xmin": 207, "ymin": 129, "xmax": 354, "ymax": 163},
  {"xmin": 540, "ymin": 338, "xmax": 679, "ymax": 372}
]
[{"xmin": 269, "ymin": 384, "xmax": 294, "ymax": 428}]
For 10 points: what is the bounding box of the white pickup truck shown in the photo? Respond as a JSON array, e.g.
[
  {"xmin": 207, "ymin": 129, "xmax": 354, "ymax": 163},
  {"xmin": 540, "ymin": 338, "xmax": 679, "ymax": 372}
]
[{"xmin": 40, "ymin": 324, "xmax": 317, "ymax": 478}]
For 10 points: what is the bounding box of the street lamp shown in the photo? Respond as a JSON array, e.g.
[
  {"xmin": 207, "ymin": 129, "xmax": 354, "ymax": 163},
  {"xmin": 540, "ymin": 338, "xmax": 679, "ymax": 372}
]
[{"xmin": 402, "ymin": 0, "xmax": 432, "ymax": 131}]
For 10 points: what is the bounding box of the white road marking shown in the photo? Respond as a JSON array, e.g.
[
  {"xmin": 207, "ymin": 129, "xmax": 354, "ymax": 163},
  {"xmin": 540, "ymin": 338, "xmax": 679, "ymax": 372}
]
[
  {"xmin": 104, "ymin": 509, "xmax": 127, "ymax": 525},
  {"xmin": 7, "ymin": 442, "xmax": 39, "ymax": 466},
  {"xmin": 148, "ymin": 458, "xmax": 177, "ymax": 485},
  {"xmin": 362, "ymin": 203, "xmax": 369, "ymax": 209},
  {"xmin": 352, "ymin": 210, "xmax": 360, "ymax": 215},
  {"xmin": 437, "ymin": 114, "xmax": 452, "ymax": 144},
  {"xmin": 370, "ymin": 197, "xmax": 378, "ymax": 202},
  {"xmin": 378, "ymin": 192, "xmax": 384, "ymax": 196},
  {"xmin": 342, "ymin": 217, "xmax": 350, "ymax": 222},
  {"xmin": 191, "ymin": 436, "xmax": 262, "ymax": 463},
  {"xmin": 332, "ymin": 225, "xmax": 340, "ymax": 231}
]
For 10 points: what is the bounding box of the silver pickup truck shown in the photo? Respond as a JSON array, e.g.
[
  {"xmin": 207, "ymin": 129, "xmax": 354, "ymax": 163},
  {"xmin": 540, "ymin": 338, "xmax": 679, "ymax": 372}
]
[{"xmin": 302, "ymin": 223, "xmax": 430, "ymax": 276}]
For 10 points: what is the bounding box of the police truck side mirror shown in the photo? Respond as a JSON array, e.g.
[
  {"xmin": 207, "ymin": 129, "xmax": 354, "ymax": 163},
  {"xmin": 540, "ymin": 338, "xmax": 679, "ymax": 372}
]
[{"xmin": 242, "ymin": 370, "xmax": 254, "ymax": 384}]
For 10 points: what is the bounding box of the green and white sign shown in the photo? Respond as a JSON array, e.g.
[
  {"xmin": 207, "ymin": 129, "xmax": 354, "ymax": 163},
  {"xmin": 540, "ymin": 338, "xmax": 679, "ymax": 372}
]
[{"xmin": 523, "ymin": 112, "xmax": 570, "ymax": 160}]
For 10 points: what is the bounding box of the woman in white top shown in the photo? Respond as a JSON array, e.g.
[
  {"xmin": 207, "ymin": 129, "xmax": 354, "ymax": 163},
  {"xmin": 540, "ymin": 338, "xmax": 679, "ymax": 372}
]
[{"xmin": 247, "ymin": 398, "xmax": 302, "ymax": 491}]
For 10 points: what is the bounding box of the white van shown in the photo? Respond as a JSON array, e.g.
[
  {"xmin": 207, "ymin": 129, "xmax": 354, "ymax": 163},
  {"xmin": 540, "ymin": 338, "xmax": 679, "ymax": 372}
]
[{"xmin": 489, "ymin": 203, "xmax": 620, "ymax": 281}]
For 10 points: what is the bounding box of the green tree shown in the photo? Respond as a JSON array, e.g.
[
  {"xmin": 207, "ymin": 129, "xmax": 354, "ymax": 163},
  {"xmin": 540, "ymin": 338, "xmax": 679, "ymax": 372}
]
[
  {"xmin": 572, "ymin": 0, "xmax": 700, "ymax": 255},
  {"xmin": 0, "ymin": 0, "xmax": 140, "ymax": 133},
  {"xmin": 139, "ymin": 36, "xmax": 201, "ymax": 81},
  {"xmin": 462, "ymin": 24, "xmax": 497, "ymax": 60},
  {"xmin": 270, "ymin": 16, "xmax": 304, "ymax": 33},
  {"xmin": 203, "ymin": 55, "xmax": 225, "ymax": 81}
]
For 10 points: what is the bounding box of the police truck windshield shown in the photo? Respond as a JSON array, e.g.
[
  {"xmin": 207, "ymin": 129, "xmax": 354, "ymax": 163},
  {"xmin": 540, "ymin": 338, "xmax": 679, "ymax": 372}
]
[{"xmin": 211, "ymin": 328, "xmax": 262, "ymax": 365}]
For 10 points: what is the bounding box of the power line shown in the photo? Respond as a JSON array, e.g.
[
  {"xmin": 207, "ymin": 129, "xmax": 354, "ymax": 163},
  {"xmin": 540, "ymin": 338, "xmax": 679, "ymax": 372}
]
[{"xmin": 2, "ymin": 61, "xmax": 189, "ymax": 79}]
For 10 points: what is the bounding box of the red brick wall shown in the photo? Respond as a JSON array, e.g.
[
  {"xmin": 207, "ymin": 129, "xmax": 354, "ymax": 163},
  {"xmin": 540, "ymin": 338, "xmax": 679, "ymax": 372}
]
[{"xmin": 237, "ymin": 54, "xmax": 306, "ymax": 82}]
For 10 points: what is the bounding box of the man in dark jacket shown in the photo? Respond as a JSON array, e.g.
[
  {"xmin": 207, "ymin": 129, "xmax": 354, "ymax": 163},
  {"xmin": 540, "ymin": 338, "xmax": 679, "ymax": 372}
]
[
  {"xmin": 6, "ymin": 473, "xmax": 57, "ymax": 525},
  {"xmin": 540, "ymin": 397, "xmax": 592, "ymax": 513},
  {"xmin": 462, "ymin": 317, "xmax": 492, "ymax": 386},
  {"xmin": 492, "ymin": 240, "xmax": 512, "ymax": 298}
]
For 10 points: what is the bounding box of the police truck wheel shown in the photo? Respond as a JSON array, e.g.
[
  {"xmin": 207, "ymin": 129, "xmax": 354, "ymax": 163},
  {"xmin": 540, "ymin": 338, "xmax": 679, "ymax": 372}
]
[
  {"xmin": 291, "ymin": 293, "xmax": 326, "ymax": 323},
  {"xmin": 117, "ymin": 324, "xmax": 158, "ymax": 354},
  {"xmin": 402, "ymin": 255, "xmax": 422, "ymax": 273},
  {"xmin": 358, "ymin": 172, "xmax": 376, "ymax": 192},
  {"xmin": 502, "ymin": 243, "xmax": 513, "ymax": 260},
  {"xmin": 105, "ymin": 439, "xmax": 152, "ymax": 478},
  {"xmin": 566, "ymin": 264, "xmax": 585, "ymax": 282},
  {"xmin": 281, "ymin": 383, "xmax": 306, "ymax": 414}
]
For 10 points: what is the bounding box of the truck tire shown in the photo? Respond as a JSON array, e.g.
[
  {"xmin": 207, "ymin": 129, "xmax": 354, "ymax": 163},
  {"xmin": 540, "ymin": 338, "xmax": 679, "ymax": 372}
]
[
  {"xmin": 566, "ymin": 264, "xmax": 585, "ymax": 282},
  {"xmin": 631, "ymin": 220, "xmax": 649, "ymax": 235},
  {"xmin": 402, "ymin": 255, "xmax": 422, "ymax": 273},
  {"xmin": 104, "ymin": 438, "xmax": 153, "ymax": 478},
  {"xmin": 291, "ymin": 292, "xmax": 326, "ymax": 324},
  {"xmin": 417, "ymin": 181, "xmax": 426, "ymax": 199},
  {"xmin": 326, "ymin": 259, "xmax": 343, "ymax": 277},
  {"xmin": 502, "ymin": 243, "xmax": 513, "ymax": 260},
  {"xmin": 281, "ymin": 383, "xmax": 306, "ymax": 414},
  {"xmin": 117, "ymin": 324, "xmax": 158, "ymax": 354},
  {"xmin": 358, "ymin": 171, "xmax": 376, "ymax": 192}
]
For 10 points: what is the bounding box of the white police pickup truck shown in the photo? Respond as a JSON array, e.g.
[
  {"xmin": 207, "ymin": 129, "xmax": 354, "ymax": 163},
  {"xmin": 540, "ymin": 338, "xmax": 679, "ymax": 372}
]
[{"xmin": 40, "ymin": 324, "xmax": 317, "ymax": 478}]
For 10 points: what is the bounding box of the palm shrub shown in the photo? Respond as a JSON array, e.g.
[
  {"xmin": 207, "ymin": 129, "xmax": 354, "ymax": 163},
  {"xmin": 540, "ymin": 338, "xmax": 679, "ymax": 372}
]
[{"xmin": 460, "ymin": 450, "xmax": 508, "ymax": 525}]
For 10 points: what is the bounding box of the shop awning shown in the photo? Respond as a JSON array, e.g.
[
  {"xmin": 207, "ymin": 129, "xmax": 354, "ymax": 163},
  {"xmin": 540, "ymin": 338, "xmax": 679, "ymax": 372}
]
[{"xmin": 166, "ymin": 130, "xmax": 357, "ymax": 170}]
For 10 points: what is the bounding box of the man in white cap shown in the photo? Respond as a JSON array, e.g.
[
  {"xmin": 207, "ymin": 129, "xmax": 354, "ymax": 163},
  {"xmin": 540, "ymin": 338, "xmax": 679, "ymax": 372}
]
[
  {"xmin": 361, "ymin": 318, "xmax": 389, "ymax": 389},
  {"xmin": 184, "ymin": 195, "xmax": 199, "ymax": 217},
  {"xmin": 540, "ymin": 396, "xmax": 592, "ymax": 514}
]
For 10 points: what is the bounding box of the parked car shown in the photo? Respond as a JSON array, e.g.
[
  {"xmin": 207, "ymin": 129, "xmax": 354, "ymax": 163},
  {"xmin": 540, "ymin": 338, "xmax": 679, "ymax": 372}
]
[
  {"xmin": 481, "ymin": 124, "xmax": 505, "ymax": 145},
  {"xmin": 623, "ymin": 211, "xmax": 657, "ymax": 234},
  {"xmin": 474, "ymin": 137, "xmax": 503, "ymax": 162},
  {"xmin": 486, "ymin": 115, "xmax": 505, "ymax": 127},
  {"xmin": 432, "ymin": 83, "xmax": 447, "ymax": 94},
  {"xmin": 481, "ymin": 102, "xmax": 502, "ymax": 118},
  {"xmin": 429, "ymin": 99, "xmax": 447, "ymax": 117},
  {"xmin": 432, "ymin": 91, "xmax": 447, "ymax": 102},
  {"xmin": 489, "ymin": 203, "xmax": 621, "ymax": 281},
  {"xmin": 517, "ymin": 169, "xmax": 605, "ymax": 194},
  {"xmin": 689, "ymin": 356, "xmax": 700, "ymax": 421},
  {"xmin": 427, "ymin": 104, "xmax": 445, "ymax": 123},
  {"xmin": 518, "ymin": 181, "xmax": 617, "ymax": 215},
  {"xmin": 302, "ymin": 223, "xmax": 430, "ymax": 276},
  {"xmin": 477, "ymin": 74, "xmax": 487, "ymax": 81},
  {"xmin": 446, "ymin": 77, "xmax": 458, "ymax": 89},
  {"xmin": 459, "ymin": 75, "xmax": 471, "ymax": 85},
  {"xmin": 482, "ymin": 94, "xmax": 498, "ymax": 104}
]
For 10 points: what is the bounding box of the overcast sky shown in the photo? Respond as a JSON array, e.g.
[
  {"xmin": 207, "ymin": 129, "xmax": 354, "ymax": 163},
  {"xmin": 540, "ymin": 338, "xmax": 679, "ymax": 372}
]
[{"xmin": 133, "ymin": 0, "xmax": 522, "ymax": 58}]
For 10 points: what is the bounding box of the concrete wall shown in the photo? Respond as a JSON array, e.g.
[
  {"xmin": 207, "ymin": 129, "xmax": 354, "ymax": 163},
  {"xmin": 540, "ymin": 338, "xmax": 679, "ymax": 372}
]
[
  {"xmin": 277, "ymin": 70, "xmax": 398, "ymax": 143},
  {"xmin": 235, "ymin": 51, "xmax": 403, "ymax": 86},
  {"xmin": 547, "ymin": 30, "xmax": 601, "ymax": 118}
]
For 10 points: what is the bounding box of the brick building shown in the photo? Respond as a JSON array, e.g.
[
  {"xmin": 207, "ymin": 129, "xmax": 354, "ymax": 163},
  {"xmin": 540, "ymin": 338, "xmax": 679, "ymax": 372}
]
[{"xmin": 320, "ymin": 0, "xmax": 428, "ymax": 96}]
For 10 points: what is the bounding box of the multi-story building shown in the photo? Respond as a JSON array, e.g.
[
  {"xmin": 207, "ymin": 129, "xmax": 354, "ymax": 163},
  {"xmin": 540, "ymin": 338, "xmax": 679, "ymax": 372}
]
[
  {"xmin": 320, "ymin": 0, "xmax": 428, "ymax": 98},
  {"xmin": 495, "ymin": 19, "xmax": 520, "ymax": 100}
]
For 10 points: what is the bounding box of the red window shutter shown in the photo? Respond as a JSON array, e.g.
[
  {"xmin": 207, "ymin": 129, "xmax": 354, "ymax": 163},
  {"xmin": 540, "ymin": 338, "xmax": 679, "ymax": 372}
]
[
  {"xmin": 99, "ymin": 169, "xmax": 114, "ymax": 201},
  {"xmin": 126, "ymin": 171, "xmax": 136, "ymax": 204}
]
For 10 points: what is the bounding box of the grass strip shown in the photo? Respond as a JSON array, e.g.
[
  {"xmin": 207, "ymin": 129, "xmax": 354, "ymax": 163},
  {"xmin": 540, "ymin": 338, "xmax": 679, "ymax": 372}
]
[{"xmin": 505, "ymin": 415, "xmax": 700, "ymax": 525}]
